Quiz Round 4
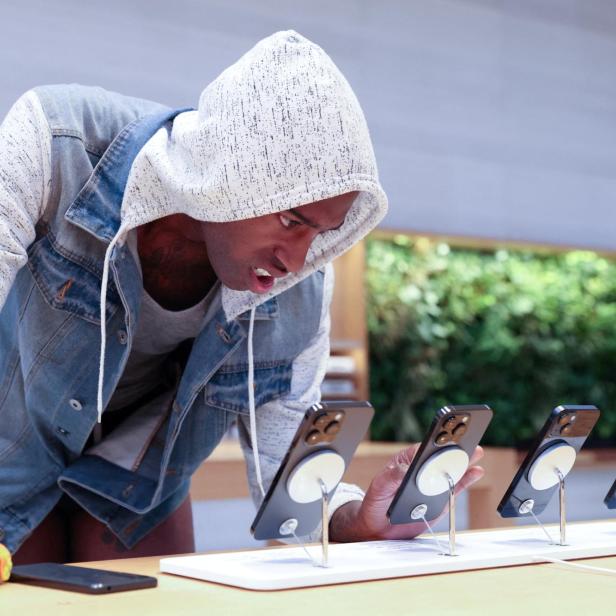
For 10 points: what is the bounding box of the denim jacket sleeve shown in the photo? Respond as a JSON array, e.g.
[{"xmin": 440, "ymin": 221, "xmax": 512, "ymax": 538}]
[
  {"xmin": 0, "ymin": 90, "xmax": 51, "ymax": 312},
  {"xmin": 237, "ymin": 263, "xmax": 365, "ymax": 540}
]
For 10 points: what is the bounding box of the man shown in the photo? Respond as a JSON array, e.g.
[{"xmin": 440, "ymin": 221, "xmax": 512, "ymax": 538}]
[{"xmin": 0, "ymin": 31, "xmax": 484, "ymax": 563}]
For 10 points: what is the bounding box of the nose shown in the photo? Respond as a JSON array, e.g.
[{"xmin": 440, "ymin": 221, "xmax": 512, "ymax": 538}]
[{"xmin": 274, "ymin": 233, "xmax": 315, "ymax": 274}]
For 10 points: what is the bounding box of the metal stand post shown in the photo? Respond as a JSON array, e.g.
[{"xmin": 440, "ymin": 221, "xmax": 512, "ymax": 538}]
[
  {"xmin": 278, "ymin": 477, "xmax": 331, "ymax": 568},
  {"xmin": 557, "ymin": 468, "xmax": 567, "ymax": 546},
  {"xmin": 278, "ymin": 450, "xmax": 346, "ymax": 568},
  {"xmin": 519, "ymin": 467, "xmax": 569, "ymax": 547},
  {"xmin": 318, "ymin": 478, "xmax": 329, "ymax": 567},
  {"xmin": 524, "ymin": 442, "xmax": 576, "ymax": 546},
  {"xmin": 444, "ymin": 473, "xmax": 457, "ymax": 557},
  {"xmin": 412, "ymin": 449, "xmax": 469, "ymax": 557}
]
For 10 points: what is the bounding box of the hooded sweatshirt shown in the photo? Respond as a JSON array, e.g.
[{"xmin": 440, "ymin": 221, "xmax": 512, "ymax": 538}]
[
  {"xmin": 115, "ymin": 30, "xmax": 387, "ymax": 318},
  {"xmin": 0, "ymin": 30, "xmax": 387, "ymax": 542}
]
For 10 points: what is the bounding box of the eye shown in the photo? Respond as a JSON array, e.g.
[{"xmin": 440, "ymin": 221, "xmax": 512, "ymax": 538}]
[{"xmin": 279, "ymin": 213, "xmax": 301, "ymax": 229}]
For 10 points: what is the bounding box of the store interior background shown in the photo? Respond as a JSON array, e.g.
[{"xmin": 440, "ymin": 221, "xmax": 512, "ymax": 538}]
[{"xmin": 2, "ymin": 0, "xmax": 615, "ymax": 550}]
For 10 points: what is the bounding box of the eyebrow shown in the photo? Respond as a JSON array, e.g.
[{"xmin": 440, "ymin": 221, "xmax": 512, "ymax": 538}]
[{"xmin": 287, "ymin": 208, "xmax": 346, "ymax": 232}]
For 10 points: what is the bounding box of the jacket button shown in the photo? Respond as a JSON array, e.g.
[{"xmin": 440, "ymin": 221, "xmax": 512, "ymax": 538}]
[
  {"xmin": 117, "ymin": 330, "xmax": 128, "ymax": 344},
  {"xmin": 216, "ymin": 323, "xmax": 232, "ymax": 343},
  {"xmin": 69, "ymin": 399, "xmax": 83, "ymax": 411}
]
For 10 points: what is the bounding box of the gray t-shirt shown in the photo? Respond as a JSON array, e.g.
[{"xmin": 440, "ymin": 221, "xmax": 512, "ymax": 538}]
[{"xmin": 106, "ymin": 229, "xmax": 219, "ymax": 411}]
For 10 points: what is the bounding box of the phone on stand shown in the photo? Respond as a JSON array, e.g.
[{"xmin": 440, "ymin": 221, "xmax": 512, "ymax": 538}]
[
  {"xmin": 604, "ymin": 479, "xmax": 616, "ymax": 509},
  {"xmin": 10, "ymin": 562, "xmax": 157, "ymax": 594},
  {"xmin": 387, "ymin": 405, "xmax": 493, "ymax": 524},
  {"xmin": 498, "ymin": 405, "xmax": 600, "ymax": 518},
  {"xmin": 251, "ymin": 400, "xmax": 373, "ymax": 540}
]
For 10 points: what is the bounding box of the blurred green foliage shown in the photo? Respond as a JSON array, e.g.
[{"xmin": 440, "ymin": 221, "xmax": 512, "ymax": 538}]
[{"xmin": 366, "ymin": 235, "xmax": 616, "ymax": 447}]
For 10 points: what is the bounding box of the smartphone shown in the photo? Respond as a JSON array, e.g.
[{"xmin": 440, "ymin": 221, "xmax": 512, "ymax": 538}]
[
  {"xmin": 387, "ymin": 405, "xmax": 493, "ymax": 524},
  {"xmin": 10, "ymin": 562, "xmax": 157, "ymax": 594},
  {"xmin": 604, "ymin": 478, "xmax": 616, "ymax": 509},
  {"xmin": 498, "ymin": 405, "xmax": 600, "ymax": 518},
  {"xmin": 250, "ymin": 400, "xmax": 374, "ymax": 540}
]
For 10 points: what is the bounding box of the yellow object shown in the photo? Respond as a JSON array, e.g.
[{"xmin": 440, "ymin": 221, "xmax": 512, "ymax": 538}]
[{"xmin": 0, "ymin": 543, "xmax": 12, "ymax": 582}]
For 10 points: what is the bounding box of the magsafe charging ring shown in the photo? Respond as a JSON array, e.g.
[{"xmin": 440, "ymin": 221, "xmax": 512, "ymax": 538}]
[{"xmin": 286, "ymin": 450, "xmax": 346, "ymax": 503}]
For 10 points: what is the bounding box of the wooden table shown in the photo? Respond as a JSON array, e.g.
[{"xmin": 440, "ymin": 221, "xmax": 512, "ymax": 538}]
[{"xmin": 4, "ymin": 548, "xmax": 616, "ymax": 614}]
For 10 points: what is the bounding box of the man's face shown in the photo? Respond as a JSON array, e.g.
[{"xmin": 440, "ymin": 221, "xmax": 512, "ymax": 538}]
[{"xmin": 201, "ymin": 191, "xmax": 358, "ymax": 293}]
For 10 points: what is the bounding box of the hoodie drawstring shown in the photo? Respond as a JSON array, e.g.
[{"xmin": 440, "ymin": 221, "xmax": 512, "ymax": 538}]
[
  {"xmin": 97, "ymin": 230, "xmax": 123, "ymax": 424},
  {"xmin": 247, "ymin": 306, "xmax": 266, "ymax": 498}
]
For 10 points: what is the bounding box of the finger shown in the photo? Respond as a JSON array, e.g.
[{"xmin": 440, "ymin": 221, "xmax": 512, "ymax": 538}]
[
  {"xmin": 388, "ymin": 443, "xmax": 420, "ymax": 469},
  {"xmin": 368, "ymin": 446, "xmax": 484, "ymax": 508},
  {"xmin": 469, "ymin": 445, "xmax": 484, "ymax": 466},
  {"xmin": 365, "ymin": 444, "xmax": 422, "ymax": 503},
  {"xmin": 387, "ymin": 444, "xmax": 480, "ymax": 472},
  {"xmin": 367, "ymin": 458, "xmax": 410, "ymax": 502}
]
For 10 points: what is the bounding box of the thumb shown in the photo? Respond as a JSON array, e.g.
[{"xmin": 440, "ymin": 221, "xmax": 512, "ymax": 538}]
[
  {"xmin": 366, "ymin": 444, "xmax": 420, "ymax": 502},
  {"xmin": 454, "ymin": 465, "xmax": 485, "ymax": 497}
]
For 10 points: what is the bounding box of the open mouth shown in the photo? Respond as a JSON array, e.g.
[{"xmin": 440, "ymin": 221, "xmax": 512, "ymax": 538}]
[{"xmin": 250, "ymin": 267, "xmax": 276, "ymax": 293}]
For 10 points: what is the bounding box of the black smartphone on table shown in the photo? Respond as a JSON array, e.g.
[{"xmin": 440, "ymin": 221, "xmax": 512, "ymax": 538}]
[
  {"xmin": 498, "ymin": 405, "xmax": 600, "ymax": 518},
  {"xmin": 251, "ymin": 400, "xmax": 374, "ymax": 540},
  {"xmin": 10, "ymin": 562, "xmax": 157, "ymax": 594},
  {"xmin": 387, "ymin": 405, "xmax": 493, "ymax": 524}
]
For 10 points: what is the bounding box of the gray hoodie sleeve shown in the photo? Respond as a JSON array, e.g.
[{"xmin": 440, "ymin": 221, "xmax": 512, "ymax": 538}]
[
  {"xmin": 0, "ymin": 90, "xmax": 51, "ymax": 312},
  {"xmin": 238, "ymin": 263, "xmax": 365, "ymax": 541}
]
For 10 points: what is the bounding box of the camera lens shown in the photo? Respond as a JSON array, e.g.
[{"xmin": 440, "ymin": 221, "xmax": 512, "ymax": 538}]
[
  {"xmin": 305, "ymin": 430, "xmax": 321, "ymax": 445},
  {"xmin": 453, "ymin": 423, "xmax": 468, "ymax": 437},
  {"xmin": 324, "ymin": 421, "xmax": 341, "ymax": 435},
  {"xmin": 436, "ymin": 431, "xmax": 450, "ymax": 445},
  {"xmin": 443, "ymin": 417, "xmax": 457, "ymax": 430},
  {"xmin": 313, "ymin": 414, "xmax": 330, "ymax": 429},
  {"xmin": 560, "ymin": 423, "xmax": 574, "ymax": 436}
]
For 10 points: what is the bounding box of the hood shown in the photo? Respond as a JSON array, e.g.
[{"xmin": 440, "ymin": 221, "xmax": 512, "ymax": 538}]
[
  {"xmin": 118, "ymin": 29, "xmax": 388, "ymax": 321},
  {"xmin": 96, "ymin": 30, "xmax": 388, "ymax": 434}
]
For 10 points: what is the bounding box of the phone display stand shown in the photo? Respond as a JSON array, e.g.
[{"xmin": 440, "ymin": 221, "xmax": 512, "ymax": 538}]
[
  {"xmin": 519, "ymin": 443, "xmax": 576, "ymax": 546},
  {"xmin": 160, "ymin": 520, "xmax": 616, "ymax": 591},
  {"xmin": 411, "ymin": 448, "xmax": 469, "ymax": 556},
  {"xmin": 278, "ymin": 450, "xmax": 345, "ymax": 567}
]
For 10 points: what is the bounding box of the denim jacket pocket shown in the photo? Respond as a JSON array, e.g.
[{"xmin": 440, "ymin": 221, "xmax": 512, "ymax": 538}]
[
  {"xmin": 204, "ymin": 361, "xmax": 292, "ymax": 414},
  {"xmin": 27, "ymin": 233, "xmax": 119, "ymax": 324}
]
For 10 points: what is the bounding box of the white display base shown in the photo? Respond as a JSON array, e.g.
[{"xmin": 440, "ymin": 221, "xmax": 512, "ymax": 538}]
[{"xmin": 160, "ymin": 520, "xmax": 616, "ymax": 591}]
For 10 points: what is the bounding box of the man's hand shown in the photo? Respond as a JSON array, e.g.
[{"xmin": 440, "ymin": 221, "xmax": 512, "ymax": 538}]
[{"xmin": 329, "ymin": 445, "xmax": 485, "ymax": 542}]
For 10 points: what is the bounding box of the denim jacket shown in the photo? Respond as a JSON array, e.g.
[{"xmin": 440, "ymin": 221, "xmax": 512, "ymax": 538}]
[{"xmin": 0, "ymin": 85, "xmax": 324, "ymax": 552}]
